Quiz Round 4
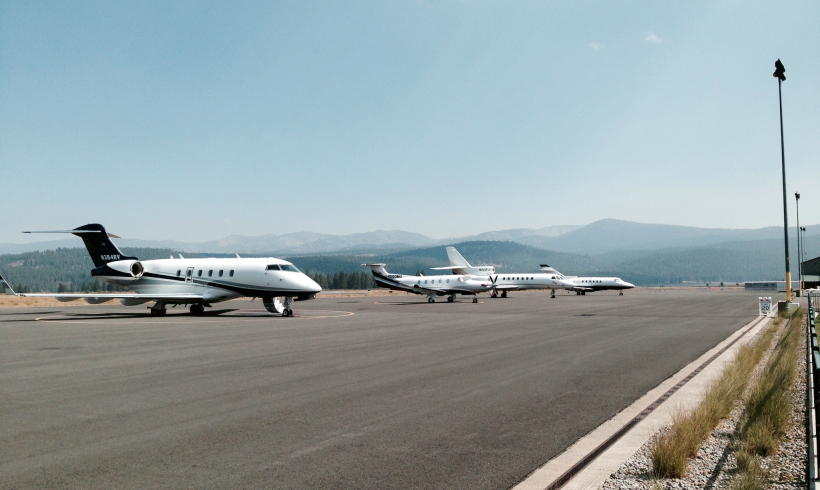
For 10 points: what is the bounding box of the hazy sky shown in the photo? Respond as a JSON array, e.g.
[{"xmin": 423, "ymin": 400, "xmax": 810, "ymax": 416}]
[{"xmin": 2, "ymin": 1, "xmax": 818, "ymax": 243}]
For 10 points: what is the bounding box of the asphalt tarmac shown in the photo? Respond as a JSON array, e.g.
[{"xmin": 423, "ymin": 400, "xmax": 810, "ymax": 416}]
[{"xmin": 0, "ymin": 289, "xmax": 765, "ymax": 489}]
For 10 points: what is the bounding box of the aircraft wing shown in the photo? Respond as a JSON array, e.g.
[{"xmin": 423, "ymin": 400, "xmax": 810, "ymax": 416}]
[
  {"xmin": 12, "ymin": 292, "xmax": 204, "ymax": 303},
  {"xmin": 0, "ymin": 275, "xmax": 203, "ymax": 303},
  {"xmin": 492, "ymin": 285, "xmax": 520, "ymax": 291}
]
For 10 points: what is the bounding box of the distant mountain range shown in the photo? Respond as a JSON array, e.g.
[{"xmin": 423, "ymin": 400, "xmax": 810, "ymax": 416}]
[{"xmin": 1, "ymin": 220, "xmax": 817, "ymax": 256}]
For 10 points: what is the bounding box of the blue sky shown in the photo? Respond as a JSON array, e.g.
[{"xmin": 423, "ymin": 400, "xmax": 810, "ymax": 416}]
[{"xmin": 2, "ymin": 1, "xmax": 818, "ymax": 242}]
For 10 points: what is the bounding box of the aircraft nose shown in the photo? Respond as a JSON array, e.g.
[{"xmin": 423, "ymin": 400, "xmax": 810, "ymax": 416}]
[{"xmin": 302, "ymin": 274, "xmax": 322, "ymax": 293}]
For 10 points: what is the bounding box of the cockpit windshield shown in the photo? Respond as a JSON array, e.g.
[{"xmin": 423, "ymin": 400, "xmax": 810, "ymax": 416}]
[
  {"xmin": 280, "ymin": 264, "xmax": 300, "ymax": 273},
  {"xmin": 266, "ymin": 264, "xmax": 281, "ymax": 271}
]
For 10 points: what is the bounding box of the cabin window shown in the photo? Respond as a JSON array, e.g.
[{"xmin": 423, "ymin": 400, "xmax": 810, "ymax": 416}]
[
  {"xmin": 266, "ymin": 264, "xmax": 281, "ymax": 271},
  {"xmin": 219, "ymin": 270, "xmax": 223, "ymax": 277},
  {"xmin": 424, "ymin": 280, "xmax": 428, "ymax": 284},
  {"xmin": 208, "ymin": 270, "xmax": 213, "ymax": 277},
  {"xmin": 446, "ymin": 279, "xmax": 450, "ymax": 283},
  {"xmin": 229, "ymin": 270, "xmax": 234, "ymax": 277},
  {"xmin": 177, "ymin": 270, "xmax": 181, "ymax": 277},
  {"xmin": 198, "ymin": 270, "xmax": 202, "ymax": 277}
]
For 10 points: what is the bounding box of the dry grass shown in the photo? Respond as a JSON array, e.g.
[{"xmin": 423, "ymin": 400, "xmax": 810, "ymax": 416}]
[
  {"xmin": 730, "ymin": 453, "xmax": 768, "ymax": 490},
  {"xmin": 0, "ymin": 295, "xmax": 100, "ymax": 308},
  {"xmin": 650, "ymin": 318, "xmax": 778, "ymax": 478},
  {"xmin": 727, "ymin": 308, "xmax": 802, "ymax": 487}
]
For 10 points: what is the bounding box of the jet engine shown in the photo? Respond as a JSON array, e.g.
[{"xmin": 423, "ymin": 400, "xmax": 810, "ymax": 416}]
[{"xmin": 103, "ymin": 259, "xmax": 145, "ymax": 279}]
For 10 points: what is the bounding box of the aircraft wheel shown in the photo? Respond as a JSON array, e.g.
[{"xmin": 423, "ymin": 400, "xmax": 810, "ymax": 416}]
[
  {"xmin": 501, "ymin": 291, "xmax": 507, "ymax": 298},
  {"xmin": 472, "ymin": 297, "xmax": 478, "ymax": 303},
  {"xmin": 282, "ymin": 308, "xmax": 292, "ymax": 317},
  {"xmin": 619, "ymin": 291, "xmax": 624, "ymax": 296},
  {"xmin": 428, "ymin": 297, "xmax": 435, "ymax": 303},
  {"xmin": 491, "ymin": 291, "xmax": 498, "ymax": 298},
  {"xmin": 447, "ymin": 296, "xmax": 454, "ymax": 303},
  {"xmin": 190, "ymin": 304, "xmax": 204, "ymax": 315}
]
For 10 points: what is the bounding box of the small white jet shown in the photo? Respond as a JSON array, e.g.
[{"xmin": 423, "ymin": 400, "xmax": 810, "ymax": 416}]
[
  {"xmin": 362, "ymin": 263, "xmax": 493, "ymax": 303},
  {"xmin": 0, "ymin": 224, "xmax": 322, "ymax": 316},
  {"xmin": 435, "ymin": 246, "xmax": 576, "ymax": 298},
  {"xmin": 561, "ymin": 272, "xmax": 636, "ymax": 296}
]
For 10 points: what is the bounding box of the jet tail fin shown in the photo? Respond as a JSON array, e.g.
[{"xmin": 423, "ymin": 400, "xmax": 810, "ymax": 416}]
[
  {"xmin": 446, "ymin": 246, "xmax": 472, "ymax": 268},
  {"xmin": 24, "ymin": 224, "xmax": 136, "ymax": 267},
  {"xmin": 361, "ymin": 263, "xmax": 389, "ymax": 275}
]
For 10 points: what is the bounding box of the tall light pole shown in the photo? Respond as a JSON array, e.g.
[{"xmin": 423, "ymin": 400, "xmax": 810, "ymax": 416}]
[
  {"xmin": 774, "ymin": 59, "xmax": 792, "ymax": 302},
  {"xmin": 796, "ymin": 192, "xmax": 801, "ymax": 292},
  {"xmin": 801, "ymin": 226, "xmax": 807, "ymax": 279}
]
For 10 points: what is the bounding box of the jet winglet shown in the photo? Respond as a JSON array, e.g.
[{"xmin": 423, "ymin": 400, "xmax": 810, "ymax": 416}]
[{"xmin": 0, "ymin": 274, "xmax": 19, "ymax": 295}]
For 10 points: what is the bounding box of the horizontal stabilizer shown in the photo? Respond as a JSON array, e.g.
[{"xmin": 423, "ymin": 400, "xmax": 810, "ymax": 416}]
[{"xmin": 23, "ymin": 229, "xmax": 121, "ymax": 238}]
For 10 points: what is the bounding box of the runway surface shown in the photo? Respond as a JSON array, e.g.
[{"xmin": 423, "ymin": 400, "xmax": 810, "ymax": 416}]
[{"xmin": 0, "ymin": 289, "xmax": 765, "ymax": 489}]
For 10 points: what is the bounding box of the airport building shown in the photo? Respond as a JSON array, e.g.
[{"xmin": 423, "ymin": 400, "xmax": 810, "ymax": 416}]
[
  {"xmin": 803, "ymin": 256, "xmax": 820, "ymax": 289},
  {"xmin": 744, "ymin": 281, "xmax": 799, "ymax": 292}
]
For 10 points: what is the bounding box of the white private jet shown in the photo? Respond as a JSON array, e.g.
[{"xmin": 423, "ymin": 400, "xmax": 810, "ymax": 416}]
[
  {"xmin": 0, "ymin": 224, "xmax": 322, "ymax": 316},
  {"xmin": 362, "ymin": 263, "xmax": 493, "ymax": 303},
  {"xmin": 434, "ymin": 246, "xmax": 576, "ymax": 298}
]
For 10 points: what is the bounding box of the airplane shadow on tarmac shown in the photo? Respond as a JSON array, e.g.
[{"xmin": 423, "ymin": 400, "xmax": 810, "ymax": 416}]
[{"xmin": 26, "ymin": 309, "xmax": 241, "ymax": 322}]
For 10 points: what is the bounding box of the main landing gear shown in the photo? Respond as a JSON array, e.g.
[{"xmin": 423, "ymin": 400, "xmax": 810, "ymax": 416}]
[
  {"xmin": 491, "ymin": 291, "xmax": 498, "ymax": 298},
  {"xmin": 150, "ymin": 301, "xmax": 167, "ymax": 316},
  {"xmin": 190, "ymin": 304, "xmax": 204, "ymax": 315},
  {"xmin": 501, "ymin": 291, "xmax": 507, "ymax": 298},
  {"xmin": 428, "ymin": 297, "xmax": 435, "ymax": 303},
  {"xmin": 619, "ymin": 291, "xmax": 624, "ymax": 296},
  {"xmin": 447, "ymin": 295, "xmax": 455, "ymax": 303}
]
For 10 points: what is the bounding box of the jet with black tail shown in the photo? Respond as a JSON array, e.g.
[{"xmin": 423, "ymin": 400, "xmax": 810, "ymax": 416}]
[{"xmin": 0, "ymin": 224, "xmax": 321, "ymax": 316}]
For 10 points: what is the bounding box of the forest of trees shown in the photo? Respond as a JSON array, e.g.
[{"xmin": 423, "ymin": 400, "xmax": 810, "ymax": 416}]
[{"xmin": 0, "ymin": 238, "xmax": 808, "ymax": 293}]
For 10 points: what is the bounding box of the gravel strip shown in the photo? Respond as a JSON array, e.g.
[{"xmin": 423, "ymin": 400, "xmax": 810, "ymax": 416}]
[{"xmin": 600, "ymin": 317, "xmax": 808, "ymax": 489}]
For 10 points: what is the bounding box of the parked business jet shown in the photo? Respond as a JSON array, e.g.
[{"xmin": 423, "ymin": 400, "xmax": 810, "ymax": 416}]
[
  {"xmin": 540, "ymin": 265, "xmax": 636, "ymax": 296},
  {"xmin": 0, "ymin": 224, "xmax": 321, "ymax": 316},
  {"xmin": 362, "ymin": 263, "xmax": 492, "ymax": 303},
  {"xmin": 435, "ymin": 246, "xmax": 576, "ymax": 298}
]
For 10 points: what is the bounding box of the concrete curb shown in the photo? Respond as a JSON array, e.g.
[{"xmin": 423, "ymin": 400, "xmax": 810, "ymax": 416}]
[{"xmin": 514, "ymin": 313, "xmax": 773, "ymax": 490}]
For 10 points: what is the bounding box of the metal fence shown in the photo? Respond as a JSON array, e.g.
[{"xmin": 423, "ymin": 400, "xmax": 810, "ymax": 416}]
[{"xmin": 808, "ymin": 290, "xmax": 819, "ymax": 488}]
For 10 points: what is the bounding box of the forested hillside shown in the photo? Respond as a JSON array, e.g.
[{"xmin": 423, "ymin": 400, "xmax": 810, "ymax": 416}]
[{"xmin": 0, "ymin": 236, "xmax": 816, "ymax": 293}]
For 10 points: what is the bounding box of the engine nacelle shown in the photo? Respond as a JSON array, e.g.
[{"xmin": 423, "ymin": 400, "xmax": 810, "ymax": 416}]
[{"xmin": 105, "ymin": 260, "xmax": 145, "ymax": 279}]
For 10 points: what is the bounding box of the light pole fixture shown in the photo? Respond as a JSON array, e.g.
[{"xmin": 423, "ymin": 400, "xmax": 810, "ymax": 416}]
[
  {"xmin": 801, "ymin": 226, "xmax": 807, "ymax": 269},
  {"xmin": 796, "ymin": 192, "xmax": 801, "ymax": 292},
  {"xmin": 774, "ymin": 59, "xmax": 792, "ymax": 302}
]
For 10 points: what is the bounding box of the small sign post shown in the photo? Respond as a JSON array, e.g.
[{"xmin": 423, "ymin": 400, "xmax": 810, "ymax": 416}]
[{"xmin": 759, "ymin": 297, "xmax": 772, "ymax": 316}]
